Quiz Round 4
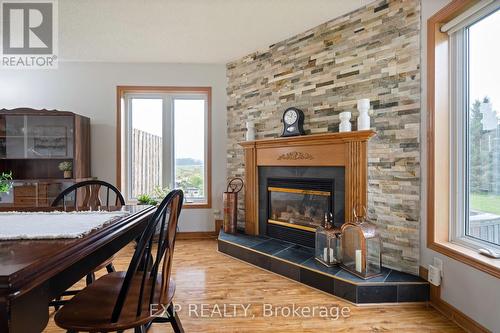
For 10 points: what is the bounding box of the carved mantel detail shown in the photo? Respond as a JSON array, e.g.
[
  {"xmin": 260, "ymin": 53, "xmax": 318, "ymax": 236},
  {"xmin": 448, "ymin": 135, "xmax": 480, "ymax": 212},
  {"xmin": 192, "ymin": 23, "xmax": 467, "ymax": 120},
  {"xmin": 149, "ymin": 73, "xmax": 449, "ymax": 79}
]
[
  {"xmin": 277, "ymin": 151, "xmax": 314, "ymax": 160},
  {"xmin": 239, "ymin": 130, "xmax": 376, "ymax": 236}
]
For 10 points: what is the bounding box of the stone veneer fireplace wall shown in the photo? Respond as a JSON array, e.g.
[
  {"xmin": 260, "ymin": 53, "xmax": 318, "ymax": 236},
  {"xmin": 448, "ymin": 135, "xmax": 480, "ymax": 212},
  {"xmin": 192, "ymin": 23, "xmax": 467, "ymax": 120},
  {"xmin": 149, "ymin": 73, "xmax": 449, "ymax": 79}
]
[{"xmin": 226, "ymin": 0, "xmax": 421, "ymax": 274}]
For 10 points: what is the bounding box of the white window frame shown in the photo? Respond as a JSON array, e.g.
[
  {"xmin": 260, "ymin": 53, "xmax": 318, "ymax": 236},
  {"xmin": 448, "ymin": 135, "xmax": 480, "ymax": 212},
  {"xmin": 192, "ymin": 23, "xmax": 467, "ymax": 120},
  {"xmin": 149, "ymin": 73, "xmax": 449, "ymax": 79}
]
[
  {"xmin": 123, "ymin": 92, "xmax": 209, "ymax": 205},
  {"xmin": 449, "ymin": 3, "xmax": 500, "ymax": 252}
]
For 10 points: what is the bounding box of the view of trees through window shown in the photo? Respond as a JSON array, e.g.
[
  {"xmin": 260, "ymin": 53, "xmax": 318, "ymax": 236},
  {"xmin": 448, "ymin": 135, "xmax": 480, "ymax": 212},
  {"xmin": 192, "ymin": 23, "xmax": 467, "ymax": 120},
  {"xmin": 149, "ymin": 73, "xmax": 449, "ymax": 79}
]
[{"xmin": 467, "ymin": 9, "xmax": 500, "ymax": 246}]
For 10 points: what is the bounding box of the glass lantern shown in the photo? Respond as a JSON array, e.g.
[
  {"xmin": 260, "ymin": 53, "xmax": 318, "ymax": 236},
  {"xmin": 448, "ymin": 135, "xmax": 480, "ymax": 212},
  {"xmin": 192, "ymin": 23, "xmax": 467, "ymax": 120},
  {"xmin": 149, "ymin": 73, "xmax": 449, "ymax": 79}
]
[
  {"xmin": 340, "ymin": 211, "xmax": 381, "ymax": 279},
  {"xmin": 315, "ymin": 213, "xmax": 342, "ymax": 267}
]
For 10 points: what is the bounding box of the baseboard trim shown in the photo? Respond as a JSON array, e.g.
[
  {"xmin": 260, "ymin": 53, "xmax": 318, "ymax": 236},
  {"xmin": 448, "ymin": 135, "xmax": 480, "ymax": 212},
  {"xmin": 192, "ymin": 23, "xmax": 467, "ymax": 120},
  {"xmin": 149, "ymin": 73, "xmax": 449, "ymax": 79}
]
[
  {"xmin": 177, "ymin": 231, "xmax": 217, "ymax": 240},
  {"xmin": 419, "ymin": 266, "xmax": 491, "ymax": 333}
]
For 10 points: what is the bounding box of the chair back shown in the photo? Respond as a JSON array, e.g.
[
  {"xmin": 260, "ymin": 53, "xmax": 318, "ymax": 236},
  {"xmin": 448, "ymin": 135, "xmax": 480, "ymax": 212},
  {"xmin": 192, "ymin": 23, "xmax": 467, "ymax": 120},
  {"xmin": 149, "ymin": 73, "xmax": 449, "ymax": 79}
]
[
  {"xmin": 111, "ymin": 189, "xmax": 184, "ymax": 322},
  {"xmin": 52, "ymin": 180, "xmax": 125, "ymax": 210}
]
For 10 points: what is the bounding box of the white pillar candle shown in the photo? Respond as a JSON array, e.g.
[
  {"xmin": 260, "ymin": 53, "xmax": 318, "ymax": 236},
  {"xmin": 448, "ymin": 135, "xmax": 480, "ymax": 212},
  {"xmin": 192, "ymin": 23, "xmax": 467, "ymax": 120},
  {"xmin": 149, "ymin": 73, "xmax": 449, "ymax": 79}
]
[
  {"xmin": 323, "ymin": 247, "xmax": 335, "ymax": 263},
  {"xmin": 246, "ymin": 121, "xmax": 255, "ymax": 141},
  {"xmin": 339, "ymin": 112, "xmax": 352, "ymax": 132},
  {"xmin": 355, "ymin": 249, "xmax": 362, "ymax": 272},
  {"xmin": 357, "ymin": 98, "xmax": 370, "ymax": 111},
  {"xmin": 357, "ymin": 98, "xmax": 371, "ymax": 130}
]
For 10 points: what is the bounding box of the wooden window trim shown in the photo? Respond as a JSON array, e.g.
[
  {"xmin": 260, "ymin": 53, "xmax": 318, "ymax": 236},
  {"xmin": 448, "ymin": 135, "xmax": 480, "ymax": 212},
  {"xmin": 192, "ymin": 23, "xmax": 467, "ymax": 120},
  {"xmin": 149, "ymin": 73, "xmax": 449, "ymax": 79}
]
[
  {"xmin": 427, "ymin": 0, "xmax": 499, "ymax": 278},
  {"xmin": 116, "ymin": 86, "xmax": 212, "ymax": 209}
]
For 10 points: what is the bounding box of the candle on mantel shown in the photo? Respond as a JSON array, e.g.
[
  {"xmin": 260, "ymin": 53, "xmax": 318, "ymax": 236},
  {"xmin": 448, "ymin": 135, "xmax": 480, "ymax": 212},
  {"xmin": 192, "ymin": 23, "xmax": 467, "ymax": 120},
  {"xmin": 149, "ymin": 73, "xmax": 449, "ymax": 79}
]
[{"xmin": 355, "ymin": 249, "xmax": 362, "ymax": 272}]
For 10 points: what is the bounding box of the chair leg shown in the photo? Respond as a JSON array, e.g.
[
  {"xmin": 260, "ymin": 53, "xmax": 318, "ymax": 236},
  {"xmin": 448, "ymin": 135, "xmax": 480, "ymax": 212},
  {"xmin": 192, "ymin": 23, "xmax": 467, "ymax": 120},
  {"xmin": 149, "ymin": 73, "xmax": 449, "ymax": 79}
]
[
  {"xmin": 85, "ymin": 272, "xmax": 95, "ymax": 285},
  {"xmin": 134, "ymin": 325, "xmax": 145, "ymax": 333},
  {"xmin": 52, "ymin": 296, "xmax": 61, "ymax": 310},
  {"xmin": 49, "ymin": 297, "xmax": 68, "ymax": 309},
  {"xmin": 167, "ymin": 303, "xmax": 184, "ymax": 333},
  {"xmin": 106, "ymin": 263, "xmax": 115, "ymax": 273}
]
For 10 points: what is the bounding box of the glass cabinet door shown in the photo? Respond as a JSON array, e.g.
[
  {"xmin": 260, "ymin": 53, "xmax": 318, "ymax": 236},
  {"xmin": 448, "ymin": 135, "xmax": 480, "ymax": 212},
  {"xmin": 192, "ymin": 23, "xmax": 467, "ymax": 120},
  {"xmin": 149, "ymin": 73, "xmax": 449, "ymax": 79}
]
[
  {"xmin": 0, "ymin": 115, "xmax": 26, "ymax": 159},
  {"xmin": 0, "ymin": 115, "xmax": 74, "ymax": 159},
  {"xmin": 26, "ymin": 115, "xmax": 74, "ymax": 158}
]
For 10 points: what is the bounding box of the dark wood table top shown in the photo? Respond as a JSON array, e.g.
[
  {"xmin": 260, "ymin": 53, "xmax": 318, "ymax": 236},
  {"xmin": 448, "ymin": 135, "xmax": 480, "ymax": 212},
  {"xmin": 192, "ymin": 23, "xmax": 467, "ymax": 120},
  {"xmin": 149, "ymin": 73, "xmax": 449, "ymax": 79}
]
[{"xmin": 0, "ymin": 205, "xmax": 156, "ymax": 299}]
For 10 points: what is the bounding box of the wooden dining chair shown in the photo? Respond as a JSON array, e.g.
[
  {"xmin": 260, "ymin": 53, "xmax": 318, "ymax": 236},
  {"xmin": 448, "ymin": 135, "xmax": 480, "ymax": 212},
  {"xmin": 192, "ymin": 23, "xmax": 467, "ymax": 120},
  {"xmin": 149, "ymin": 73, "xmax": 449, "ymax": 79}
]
[
  {"xmin": 55, "ymin": 189, "xmax": 184, "ymax": 333},
  {"xmin": 52, "ymin": 179, "xmax": 126, "ymax": 211},
  {"xmin": 50, "ymin": 180, "xmax": 126, "ymax": 309}
]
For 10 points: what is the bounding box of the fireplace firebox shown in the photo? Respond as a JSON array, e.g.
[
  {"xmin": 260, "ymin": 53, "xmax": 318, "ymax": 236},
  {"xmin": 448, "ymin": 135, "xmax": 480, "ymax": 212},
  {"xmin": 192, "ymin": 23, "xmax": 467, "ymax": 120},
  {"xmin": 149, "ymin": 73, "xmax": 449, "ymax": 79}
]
[
  {"xmin": 259, "ymin": 166, "xmax": 345, "ymax": 247},
  {"xmin": 267, "ymin": 179, "xmax": 333, "ymax": 232}
]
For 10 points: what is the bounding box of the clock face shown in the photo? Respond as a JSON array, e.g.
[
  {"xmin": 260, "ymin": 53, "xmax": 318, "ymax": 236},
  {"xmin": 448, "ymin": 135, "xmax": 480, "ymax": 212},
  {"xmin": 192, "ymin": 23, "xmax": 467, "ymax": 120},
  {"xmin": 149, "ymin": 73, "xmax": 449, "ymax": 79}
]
[{"xmin": 284, "ymin": 110, "xmax": 298, "ymax": 125}]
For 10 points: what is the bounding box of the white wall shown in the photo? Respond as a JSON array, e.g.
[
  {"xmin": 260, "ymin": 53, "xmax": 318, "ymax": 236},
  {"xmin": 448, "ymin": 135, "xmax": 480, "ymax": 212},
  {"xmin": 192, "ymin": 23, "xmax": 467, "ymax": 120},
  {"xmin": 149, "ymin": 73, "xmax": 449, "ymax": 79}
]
[
  {"xmin": 420, "ymin": 1, "xmax": 500, "ymax": 332},
  {"xmin": 0, "ymin": 62, "xmax": 227, "ymax": 232}
]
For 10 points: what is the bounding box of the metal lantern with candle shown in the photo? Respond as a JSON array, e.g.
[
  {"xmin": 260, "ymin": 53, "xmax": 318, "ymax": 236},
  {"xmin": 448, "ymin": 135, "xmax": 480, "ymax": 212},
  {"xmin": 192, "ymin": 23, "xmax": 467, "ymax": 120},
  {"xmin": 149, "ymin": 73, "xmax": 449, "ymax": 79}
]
[
  {"xmin": 315, "ymin": 212, "xmax": 342, "ymax": 267},
  {"xmin": 340, "ymin": 207, "xmax": 382, "ymax": 279}
]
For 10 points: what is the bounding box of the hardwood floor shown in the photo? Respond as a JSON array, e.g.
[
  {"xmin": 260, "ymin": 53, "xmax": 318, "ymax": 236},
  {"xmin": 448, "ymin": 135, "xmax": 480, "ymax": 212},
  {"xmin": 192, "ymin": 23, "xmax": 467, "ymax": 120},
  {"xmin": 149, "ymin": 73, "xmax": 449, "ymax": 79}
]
[{"xmin": 44, "ymin": 239, "xmax": 463, "ymax": 333}]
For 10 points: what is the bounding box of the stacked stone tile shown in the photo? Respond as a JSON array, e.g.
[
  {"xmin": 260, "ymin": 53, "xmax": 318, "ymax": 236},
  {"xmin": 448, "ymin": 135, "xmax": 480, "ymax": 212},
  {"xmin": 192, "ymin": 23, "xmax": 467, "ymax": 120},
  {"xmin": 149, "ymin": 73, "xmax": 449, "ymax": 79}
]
[{"xmin": 226, "ymin": 0, "xmax": 421, "ymax": 274}]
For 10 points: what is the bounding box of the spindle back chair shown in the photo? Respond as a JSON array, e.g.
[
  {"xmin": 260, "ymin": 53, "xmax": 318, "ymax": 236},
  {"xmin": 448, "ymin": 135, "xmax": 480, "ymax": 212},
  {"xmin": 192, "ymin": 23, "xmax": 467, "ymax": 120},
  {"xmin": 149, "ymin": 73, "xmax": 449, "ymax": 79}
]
[
  {"xmin": 51, "ymin": 180, "xmax": 125, "ymax": 211},
  {"xmin": 54, "ymin": 189, "xmax": 185, "ymax": 333}
]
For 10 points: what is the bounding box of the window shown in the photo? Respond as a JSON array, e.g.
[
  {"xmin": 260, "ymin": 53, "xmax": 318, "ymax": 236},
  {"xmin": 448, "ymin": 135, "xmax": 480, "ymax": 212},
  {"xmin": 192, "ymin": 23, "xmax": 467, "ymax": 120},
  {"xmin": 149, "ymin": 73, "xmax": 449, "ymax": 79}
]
[
  {"xmin": 118, "ymin": 87, "xmax": 211, "ymax": 207},
  {"xmin": 448, "ymin": 4, "xmax": 500, "ymax": 250},
  {"xmin": 428, "ymin": 0, "xmax": 500, "ymax": 277}
]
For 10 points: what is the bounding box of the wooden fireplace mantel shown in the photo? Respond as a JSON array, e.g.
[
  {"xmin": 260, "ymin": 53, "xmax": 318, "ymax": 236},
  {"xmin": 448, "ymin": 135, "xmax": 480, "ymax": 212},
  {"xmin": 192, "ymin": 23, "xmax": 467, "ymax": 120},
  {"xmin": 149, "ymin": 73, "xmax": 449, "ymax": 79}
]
[{"xmin": 239, "ymin": 130, "xmax": 376, "ymax": 235}]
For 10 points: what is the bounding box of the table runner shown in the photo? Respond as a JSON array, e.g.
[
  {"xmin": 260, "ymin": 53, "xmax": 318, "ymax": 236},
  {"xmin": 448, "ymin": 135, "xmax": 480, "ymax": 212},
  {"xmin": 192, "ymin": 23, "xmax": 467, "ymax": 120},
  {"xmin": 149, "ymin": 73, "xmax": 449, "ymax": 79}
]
[{"xmin": 0, "ymin": 211, "xmax": 130, "ymax": 240}]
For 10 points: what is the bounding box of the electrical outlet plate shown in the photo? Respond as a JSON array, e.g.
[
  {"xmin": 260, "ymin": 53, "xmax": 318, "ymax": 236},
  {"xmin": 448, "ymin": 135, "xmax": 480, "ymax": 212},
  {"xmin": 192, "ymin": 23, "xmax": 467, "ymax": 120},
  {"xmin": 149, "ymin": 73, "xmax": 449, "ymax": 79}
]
[
  {"xmin": 428, "ymin": 264, "xmax": 441, "ymax": 286},
  {"xmin": 433, "ymin": 257, "xmax": 443, "ymax": 277}
]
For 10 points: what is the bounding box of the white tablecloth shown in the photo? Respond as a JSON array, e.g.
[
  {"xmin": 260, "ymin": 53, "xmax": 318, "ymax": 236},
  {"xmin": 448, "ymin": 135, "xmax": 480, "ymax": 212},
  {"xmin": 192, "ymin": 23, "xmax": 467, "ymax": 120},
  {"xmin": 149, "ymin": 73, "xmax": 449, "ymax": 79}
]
[{"xmin": 0, "ymin": 211, "xmax": 130, "ymax": 240}]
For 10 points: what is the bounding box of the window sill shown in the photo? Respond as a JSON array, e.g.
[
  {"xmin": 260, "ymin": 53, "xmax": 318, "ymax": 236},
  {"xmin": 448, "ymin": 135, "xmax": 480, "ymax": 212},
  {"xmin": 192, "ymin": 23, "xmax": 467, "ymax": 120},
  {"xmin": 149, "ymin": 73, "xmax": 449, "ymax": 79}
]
[
  {"xmin": 184, "ymin": 203, "xmax": 211, "ymax": 209},
  {"xmin": 129, "ymin": 202, "xmax": 211, "ymax": 209},
  {"xmin": 428, "ymin": 240, "xmax": 500, "ymax": 278}
]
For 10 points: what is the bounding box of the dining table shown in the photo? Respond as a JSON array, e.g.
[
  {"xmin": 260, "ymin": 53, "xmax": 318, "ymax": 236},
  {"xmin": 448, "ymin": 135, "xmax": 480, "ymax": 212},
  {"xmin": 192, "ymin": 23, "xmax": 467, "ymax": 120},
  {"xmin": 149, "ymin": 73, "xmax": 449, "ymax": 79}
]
[{"xmin": 0, "ymin": 205, "xmax": 156, "ymax": 333}]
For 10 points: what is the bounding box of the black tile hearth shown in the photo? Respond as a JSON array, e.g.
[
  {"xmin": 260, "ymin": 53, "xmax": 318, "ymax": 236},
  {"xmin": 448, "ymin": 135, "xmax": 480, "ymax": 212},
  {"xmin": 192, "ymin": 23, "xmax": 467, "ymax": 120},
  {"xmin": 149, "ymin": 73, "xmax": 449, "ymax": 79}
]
[
  {"xmin": 274, "ymin": 244, "xmax": 314, "ymax": 264},
  {"xmin": 270, "ymin": 257, "xmax": 301, "ymax": 281},
  {"xmin": 357, "ymin": 285, "xmax": 397, "ymax": 304},
  {"xmin": 300, "ymin": 268, "xmax": 335, "ymax": 294},
  {"xmin": 385, "ymin": 269, "xmax": 427, "ymax": 283},
  {"xmin": 397, "ymin": 284, "xmax": 430, "ymax": 302},
  {"xmin": 252, "ymin": 239, "xmax": 293, "ymax": 255},
  {"xmin": 334, "ymin": 279, "xmax": 357, "ymax": 303},
  {"xmin": 218, "ymin": 230, "xmax": 429, "ymax": 305},
  {"xmin": 335, "ymin": 266, "xmax": 391, "ymax": 283},
  {"xmin": 301, "ymin": 258, "xmax": 342, "ymax": 276}
]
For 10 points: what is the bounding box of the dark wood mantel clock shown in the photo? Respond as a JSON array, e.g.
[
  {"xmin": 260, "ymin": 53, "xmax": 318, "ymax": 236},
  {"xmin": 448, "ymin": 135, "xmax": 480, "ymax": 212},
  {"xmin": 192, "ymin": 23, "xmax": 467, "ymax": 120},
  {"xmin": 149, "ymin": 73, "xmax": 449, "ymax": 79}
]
[{"xmin": 281, "ymin": 107, "xmax": 305, "ymax": 137}]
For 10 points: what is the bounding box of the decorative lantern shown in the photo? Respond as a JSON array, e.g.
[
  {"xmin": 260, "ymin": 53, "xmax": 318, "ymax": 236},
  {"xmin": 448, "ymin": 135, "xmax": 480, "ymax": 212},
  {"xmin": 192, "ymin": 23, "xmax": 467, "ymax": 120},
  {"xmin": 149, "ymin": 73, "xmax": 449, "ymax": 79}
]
[
  {"xmin": 340, "ymin": 207, "xmax": 382, "ymax": 279},
  {"xmin": 315, "ymin": 213, "xmax": 342, "ymax": 267}
]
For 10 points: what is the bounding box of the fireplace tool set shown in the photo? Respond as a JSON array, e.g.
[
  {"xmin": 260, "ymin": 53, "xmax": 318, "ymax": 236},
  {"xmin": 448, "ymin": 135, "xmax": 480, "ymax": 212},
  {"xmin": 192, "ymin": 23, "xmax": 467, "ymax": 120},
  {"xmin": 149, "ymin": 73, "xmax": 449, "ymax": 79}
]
[{"xmin": 223, "ymin": 177, "xmax": 244, "ymax": 234}]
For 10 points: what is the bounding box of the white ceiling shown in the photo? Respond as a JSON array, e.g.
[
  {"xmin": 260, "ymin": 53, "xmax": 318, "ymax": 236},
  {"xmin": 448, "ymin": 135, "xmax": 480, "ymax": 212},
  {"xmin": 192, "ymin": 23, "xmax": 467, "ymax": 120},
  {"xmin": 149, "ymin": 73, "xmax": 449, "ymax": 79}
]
[{"xmin": 59, "ymin": 0, "xmax": 373, "ymax": 64}]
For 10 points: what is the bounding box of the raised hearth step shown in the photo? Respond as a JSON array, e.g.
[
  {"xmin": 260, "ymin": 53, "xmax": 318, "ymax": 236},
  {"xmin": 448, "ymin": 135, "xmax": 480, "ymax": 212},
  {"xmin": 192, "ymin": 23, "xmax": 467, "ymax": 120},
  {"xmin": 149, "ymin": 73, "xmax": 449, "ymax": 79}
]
[{"xmin": 217, "ymin": 230, "xmax": 429, "ymax": 304}]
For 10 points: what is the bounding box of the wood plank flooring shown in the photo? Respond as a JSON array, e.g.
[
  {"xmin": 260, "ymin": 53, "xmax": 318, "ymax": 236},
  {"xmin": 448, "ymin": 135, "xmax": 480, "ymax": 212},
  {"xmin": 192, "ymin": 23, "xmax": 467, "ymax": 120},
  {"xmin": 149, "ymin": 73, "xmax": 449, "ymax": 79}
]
[{"xmin": 44, "ymin": 239, "xmax": 463, "ymax": 333}]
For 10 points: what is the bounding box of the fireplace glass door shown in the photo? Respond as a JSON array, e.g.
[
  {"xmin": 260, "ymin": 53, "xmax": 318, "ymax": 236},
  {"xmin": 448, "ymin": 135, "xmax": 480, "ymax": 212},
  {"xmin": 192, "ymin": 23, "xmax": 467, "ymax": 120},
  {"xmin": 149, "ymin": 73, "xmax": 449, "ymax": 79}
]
[{"xmin": 268, "ymin": 186, "xmax": 331, "ymax": 232}]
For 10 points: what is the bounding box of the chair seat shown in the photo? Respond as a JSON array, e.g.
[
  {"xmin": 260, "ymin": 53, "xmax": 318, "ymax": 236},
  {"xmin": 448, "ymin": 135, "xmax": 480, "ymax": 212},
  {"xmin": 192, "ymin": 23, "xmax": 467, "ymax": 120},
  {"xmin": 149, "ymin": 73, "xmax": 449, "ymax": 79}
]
[{"xmin": 55, "ymin": 271, "xmax": 175, "ymax": 332}]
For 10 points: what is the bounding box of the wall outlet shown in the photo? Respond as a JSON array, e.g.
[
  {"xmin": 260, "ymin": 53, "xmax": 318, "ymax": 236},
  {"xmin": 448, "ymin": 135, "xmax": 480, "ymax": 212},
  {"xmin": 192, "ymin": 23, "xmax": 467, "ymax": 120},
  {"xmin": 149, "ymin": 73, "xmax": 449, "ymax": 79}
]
[
  {"xmin": 433, "ymin": 257, "xmax": 443, "ymax": 277},
  {"xmin": 428, "ymin": 264, "xmax": 441, "ymax": 286}
]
